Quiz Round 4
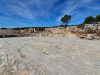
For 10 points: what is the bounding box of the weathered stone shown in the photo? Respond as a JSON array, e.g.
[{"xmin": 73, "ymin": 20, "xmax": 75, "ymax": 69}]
[
  {"xmin": 79, "ymin": 34, "xmax": 86, "ymax": 39},
  {"xmin": 0, "ymin": 36, "xmax": 100, "ymax": 75},
  {"xmin": 86, "ymin": 34, "xmax": 95, "ymax": 40}
]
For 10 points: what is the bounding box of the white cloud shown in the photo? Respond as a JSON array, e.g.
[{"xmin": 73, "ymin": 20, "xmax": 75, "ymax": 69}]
[
  {"xmin": 9, "ymin": 5, "xmax": 34, "ymax": 19},
  {"xmin": 0, "ymin": 0, "xmax": 100, "ymax": 26},
  {"xmin": 63, "ymin": 0, "xmax": 92, "ymax": 14},
  {"xmin": 56, "ymin": 0, "xmax": 97, "ymax": 24},
  {"xmin": 3, "ymin": 0, "xmax": 60, "ymax": 19}
]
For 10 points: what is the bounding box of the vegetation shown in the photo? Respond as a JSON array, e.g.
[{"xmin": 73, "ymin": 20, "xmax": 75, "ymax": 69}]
[
  {"xmin": 84, "ymin": 16, "xmax": 95, "ymax": 24},
  {"xmin": 61, "ymin": 15, "xmax": 71, "ymax": 27},
  {"xmin": 0, "ymin": 28, "xmax": 8, "ymax": 29},
  {"xmin": 95, "ymin": 15, "xmax": 100, "ymax": 22},
  {"xmin": 84, "ymin": 14, "xmax": 100, "ymax": 24},
  {"xmin": 77, "ymin": 23, "xmax": 85, "ymax": 29}
]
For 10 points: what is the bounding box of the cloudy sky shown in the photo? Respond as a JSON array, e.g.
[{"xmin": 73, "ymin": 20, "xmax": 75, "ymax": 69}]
[{"xmin": 0, "ymin": 0, "xmax": 100, "ymax": 27}]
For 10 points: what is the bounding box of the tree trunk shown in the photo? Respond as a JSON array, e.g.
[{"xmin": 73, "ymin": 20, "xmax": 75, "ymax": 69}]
[{"xmin": 64, "ymin": 22, "xmax": 68, "ymax": 36}]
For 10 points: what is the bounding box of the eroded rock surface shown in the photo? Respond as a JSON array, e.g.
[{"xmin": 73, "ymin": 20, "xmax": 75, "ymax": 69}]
[{"xmin": 0, "ymin": 37, "xmax": 100, "ymax": 75}]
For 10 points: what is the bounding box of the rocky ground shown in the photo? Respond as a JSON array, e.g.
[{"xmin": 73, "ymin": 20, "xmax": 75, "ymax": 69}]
[{"xmin": 0, "ymin": 36, "xmax": 100, "ymax": 75}]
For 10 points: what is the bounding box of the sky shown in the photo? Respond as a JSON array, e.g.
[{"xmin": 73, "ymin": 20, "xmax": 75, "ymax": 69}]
[{"xmin": 0, "ymin": 0, "xmax": 100, "ymax": 28}]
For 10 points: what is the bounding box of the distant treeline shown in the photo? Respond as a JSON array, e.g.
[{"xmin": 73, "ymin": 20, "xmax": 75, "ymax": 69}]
[{"xmin": 0, "ymin": 25, "xmax": 77, "ymax": 30}]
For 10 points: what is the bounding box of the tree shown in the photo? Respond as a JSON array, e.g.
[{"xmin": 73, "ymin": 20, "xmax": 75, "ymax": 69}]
[
  {"xmin": 61, "ymin": 15, "xmax": 71, "ymax": 36},
  {"xmin": 84, "ymin": 16, "xmax": 95, "ymax": 24},
  {"xmin": 61, "ymin": 15, "xmax": 71, "ymax": 27},
  {"xmin": 95, "ymin": 15, "xmax": 100, "ymax": 23}
]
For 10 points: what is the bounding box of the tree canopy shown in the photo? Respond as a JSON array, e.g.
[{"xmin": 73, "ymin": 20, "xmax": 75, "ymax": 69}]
[
  {"xmin": 61, "ymin": 15, "xmax": 71, "ymax": 26},
  {"xmin": 95, "ymin": 15, "xmax": 100, "ymax": 22},
  {"xmin": 84, "ymin": 16, "xmax": 95, "ymax": 24}
]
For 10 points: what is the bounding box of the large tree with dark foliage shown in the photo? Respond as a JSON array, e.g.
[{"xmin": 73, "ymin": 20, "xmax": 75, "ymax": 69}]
[
  {"xmin": 84, "ymin": 16, "xmax": 95, "ymax": 24},
  {"xmin": 95, "ymin": 15, "xmax": 100, "ymax": 23},
  {"xmin": 61, "ymin": 15, "xmax": 71, "ymax": 27}
]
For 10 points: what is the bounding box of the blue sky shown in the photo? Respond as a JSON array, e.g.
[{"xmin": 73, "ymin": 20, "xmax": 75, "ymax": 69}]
[{"xmin": 0, "ymin": 0, "xmax": 100, "ymax": 28}]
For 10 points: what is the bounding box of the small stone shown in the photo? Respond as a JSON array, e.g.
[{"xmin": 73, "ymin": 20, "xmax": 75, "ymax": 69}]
[{"xmin": 86, "ymin": 34, "xmax": 94, "ymax": 40}]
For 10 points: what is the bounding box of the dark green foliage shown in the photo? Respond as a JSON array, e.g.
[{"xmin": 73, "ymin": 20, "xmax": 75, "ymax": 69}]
[
  {"xmin": 61, "ymin": 15, "xmax": 71, "ymax": 26},
  {"xmin": 84, "ymin": 16, "xmax": 95, "ymax": 24},
  {"xmin": 95, "ymin": 15, "xmax": 100, "ymax": 22},
  {"xmin": 0, "ymin": 28, "xmax": 7, "ymax": 29}
]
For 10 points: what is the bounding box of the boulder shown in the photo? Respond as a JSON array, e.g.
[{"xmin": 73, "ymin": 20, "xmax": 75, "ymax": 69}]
[
  {"xmin": 86, "ymin": 34, "xmax": 95, "ymax": 40},
  {"xmin": 79, "ymin": 34, "xmax": 86, "ymax": 39},
  {"xmin": 98, "ymin": 26, "xmax": 100, "ymax": 30}
]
